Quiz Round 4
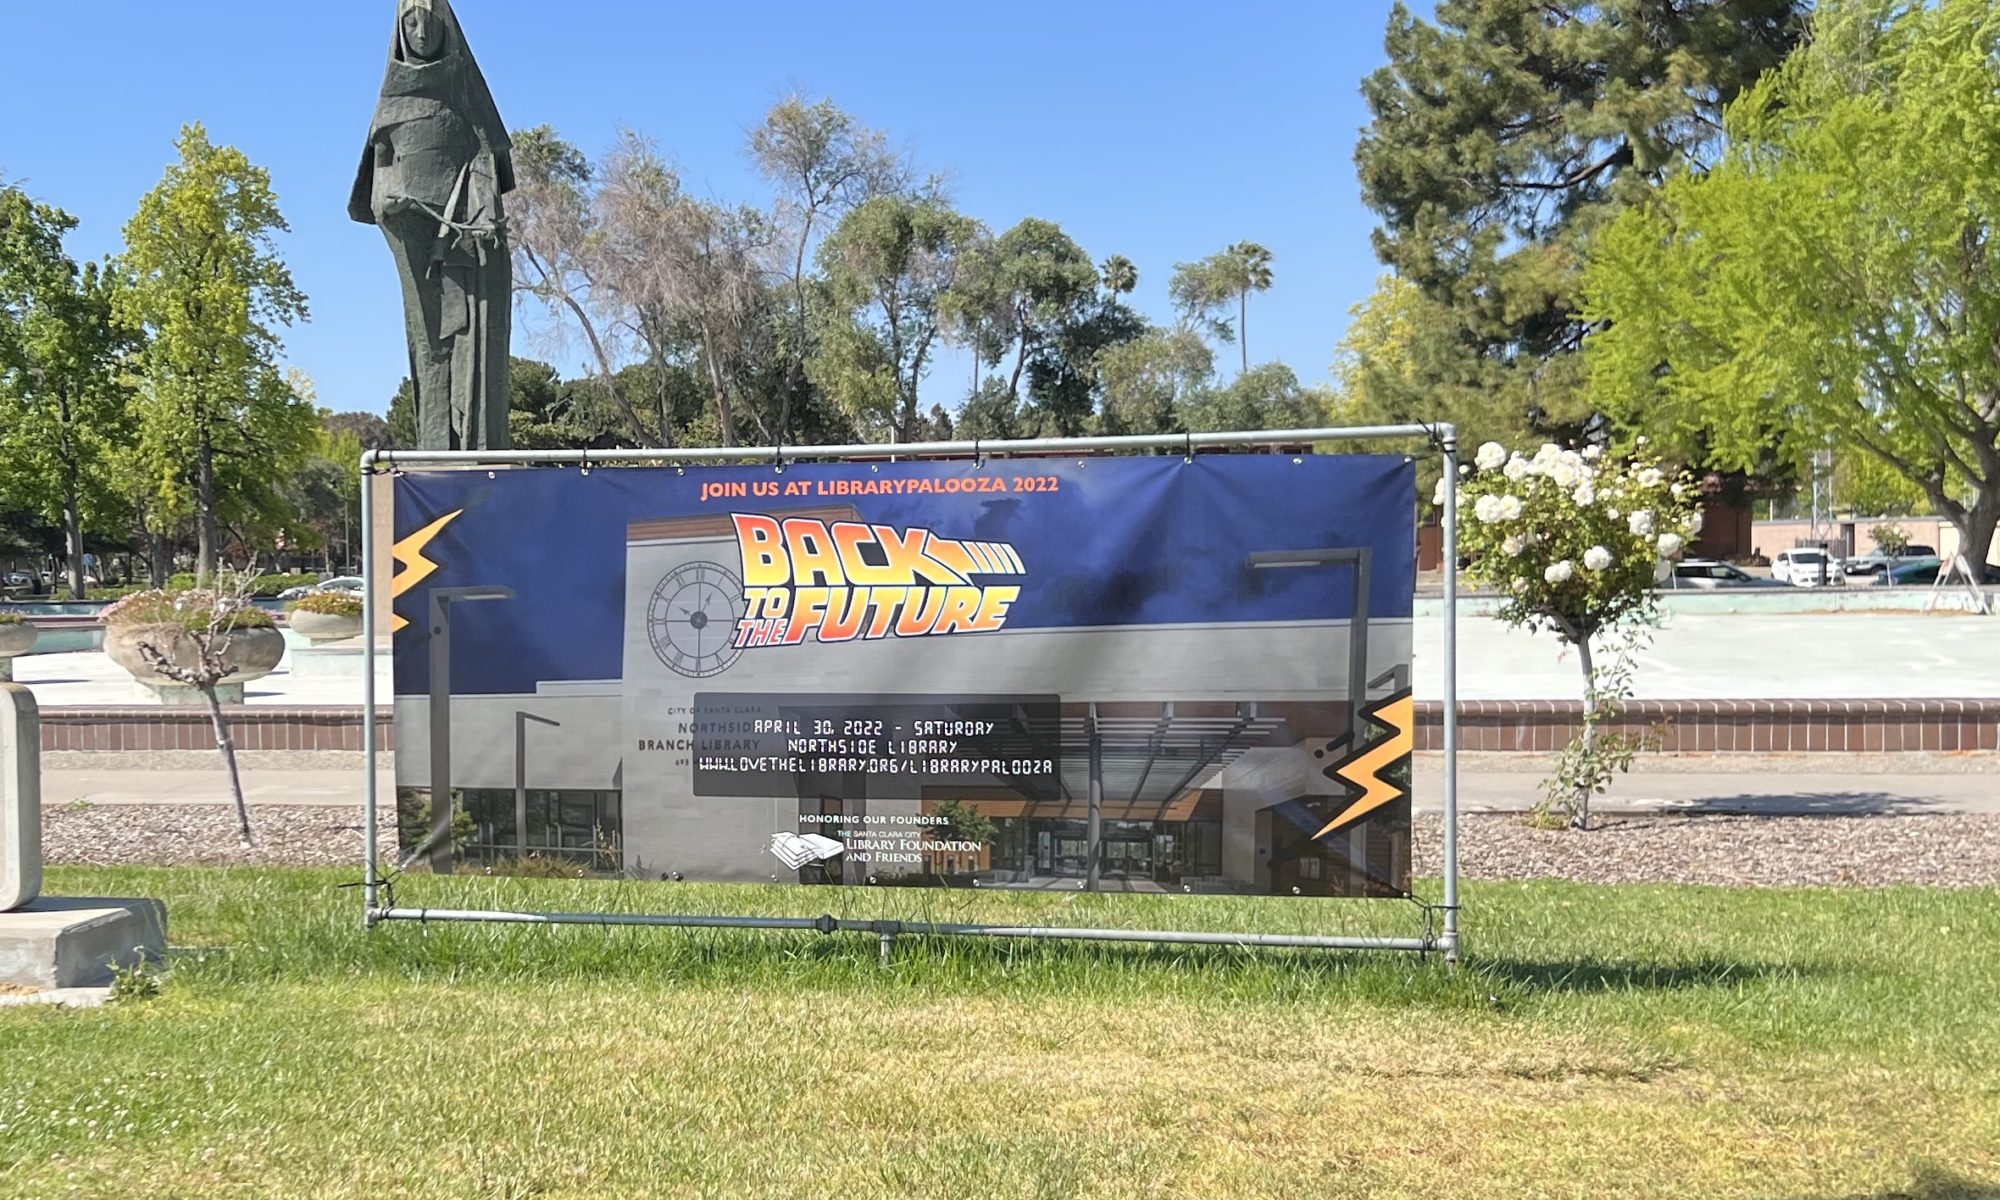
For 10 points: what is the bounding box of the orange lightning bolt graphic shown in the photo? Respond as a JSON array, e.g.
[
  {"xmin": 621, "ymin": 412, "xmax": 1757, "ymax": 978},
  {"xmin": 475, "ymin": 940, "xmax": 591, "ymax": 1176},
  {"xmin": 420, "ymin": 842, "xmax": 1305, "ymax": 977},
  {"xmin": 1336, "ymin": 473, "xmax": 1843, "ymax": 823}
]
[
  {"xmin": 388, "ymin": 510, "xmax": 462, "ymax": 632},
  {"xmin": 1313, "ymin": 692, "xmax": 1416, "ymax": 838}
]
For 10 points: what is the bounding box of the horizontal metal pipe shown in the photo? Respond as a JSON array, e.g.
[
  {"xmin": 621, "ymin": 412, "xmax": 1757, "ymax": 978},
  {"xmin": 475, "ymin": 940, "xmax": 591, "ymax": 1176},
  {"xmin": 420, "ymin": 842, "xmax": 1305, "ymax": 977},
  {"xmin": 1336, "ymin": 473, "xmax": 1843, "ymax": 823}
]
[
  {"xmin": 370, "ymin": 907, "xmax": 1433, "ymax": 952},
  {"xmin": 361, "ymin": 424, "xmax": 1453, "ymax": 470}
]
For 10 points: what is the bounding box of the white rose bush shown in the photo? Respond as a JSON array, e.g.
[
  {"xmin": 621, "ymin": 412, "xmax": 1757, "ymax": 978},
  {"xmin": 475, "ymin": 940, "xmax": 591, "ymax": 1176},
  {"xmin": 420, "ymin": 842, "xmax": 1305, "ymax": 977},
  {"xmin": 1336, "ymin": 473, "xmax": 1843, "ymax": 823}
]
[{"xmin": 1444, "ymin": 441, "xmax": 1701, "ymax": 827}]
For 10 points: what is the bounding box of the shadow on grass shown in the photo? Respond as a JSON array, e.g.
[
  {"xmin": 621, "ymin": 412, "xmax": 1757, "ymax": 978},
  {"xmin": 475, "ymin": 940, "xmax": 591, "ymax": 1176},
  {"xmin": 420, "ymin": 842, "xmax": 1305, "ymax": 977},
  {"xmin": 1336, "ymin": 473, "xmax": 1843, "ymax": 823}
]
[
  {"xmin": 1470, "ymin": 955, "xmax": 1814, "ymax": 994},
  {"xmin": 1791, "ymin": 1164, "xmax": 2000, "ymax": 1200}
]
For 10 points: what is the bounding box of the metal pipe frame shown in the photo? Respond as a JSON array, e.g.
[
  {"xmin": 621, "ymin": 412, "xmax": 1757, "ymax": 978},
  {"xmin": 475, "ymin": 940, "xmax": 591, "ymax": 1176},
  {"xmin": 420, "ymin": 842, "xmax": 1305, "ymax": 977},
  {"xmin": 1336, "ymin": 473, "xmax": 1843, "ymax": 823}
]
[
  {"xmin": 368, "ymin": 907, "xmax": 1430, "ymax": 953},
  {"xmin": 359, "ymin": 423, "xmax": 1462, "ymax": 959}
]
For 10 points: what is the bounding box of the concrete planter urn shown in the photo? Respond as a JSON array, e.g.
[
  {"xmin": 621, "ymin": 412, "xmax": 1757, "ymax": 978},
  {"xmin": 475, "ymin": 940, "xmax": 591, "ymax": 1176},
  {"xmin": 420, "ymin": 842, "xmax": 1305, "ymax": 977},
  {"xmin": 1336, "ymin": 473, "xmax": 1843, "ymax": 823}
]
[
  {"xmin": 103, "ymin": 623, "xmax": 286, "ymax": 705},
  {"xmin": 288, "ymin": 609, "xmax": 365, "ymax": 646},
  {"xmin": 0, "ymin": 620, "xmax": 34, "ymax": 683}
]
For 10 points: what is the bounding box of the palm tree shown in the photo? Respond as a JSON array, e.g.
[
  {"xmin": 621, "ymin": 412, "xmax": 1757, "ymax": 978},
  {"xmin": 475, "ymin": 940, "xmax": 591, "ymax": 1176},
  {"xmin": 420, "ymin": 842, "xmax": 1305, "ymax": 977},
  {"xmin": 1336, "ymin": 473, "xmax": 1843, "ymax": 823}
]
[
  {"xmin": 1099, "ymin": 254, "xmax": 1138, "ymax": 309},
  {"xmin": 1225, "ymin": 242, "xmax": 1274, "ymax": 375}
]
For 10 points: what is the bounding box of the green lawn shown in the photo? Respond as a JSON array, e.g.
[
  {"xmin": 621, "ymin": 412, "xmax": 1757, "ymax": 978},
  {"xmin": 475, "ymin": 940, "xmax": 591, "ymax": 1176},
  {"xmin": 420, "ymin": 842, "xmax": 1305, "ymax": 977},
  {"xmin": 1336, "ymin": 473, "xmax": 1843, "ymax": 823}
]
[{"xmin": 2, "ymin": 868, "xmax": 1996, "ymax": 1199}]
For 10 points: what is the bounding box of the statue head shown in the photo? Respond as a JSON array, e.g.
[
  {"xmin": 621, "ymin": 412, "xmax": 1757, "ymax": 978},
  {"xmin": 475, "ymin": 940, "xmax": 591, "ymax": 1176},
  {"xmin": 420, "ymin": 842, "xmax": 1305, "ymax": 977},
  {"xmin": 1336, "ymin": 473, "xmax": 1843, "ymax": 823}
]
[{"xmin": 399, "ymin": 0, "xmax": 447, "ymax": 61}]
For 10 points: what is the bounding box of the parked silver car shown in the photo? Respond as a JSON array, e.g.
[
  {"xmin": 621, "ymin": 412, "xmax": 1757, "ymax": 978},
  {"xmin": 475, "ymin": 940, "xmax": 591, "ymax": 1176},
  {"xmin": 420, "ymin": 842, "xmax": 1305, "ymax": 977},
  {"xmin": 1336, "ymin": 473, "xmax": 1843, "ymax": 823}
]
[{"xmin": 278, "ymin": 576, "xmax": 366, "ymax": 601}]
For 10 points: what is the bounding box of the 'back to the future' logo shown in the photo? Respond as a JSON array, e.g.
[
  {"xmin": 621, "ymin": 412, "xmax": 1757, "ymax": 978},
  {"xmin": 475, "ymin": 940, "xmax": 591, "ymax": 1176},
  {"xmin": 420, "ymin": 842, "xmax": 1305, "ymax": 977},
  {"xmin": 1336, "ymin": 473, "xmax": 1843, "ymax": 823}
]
[{"xmin": 730, "ymin": 515, "xmax": 1025, "ymax": 649}]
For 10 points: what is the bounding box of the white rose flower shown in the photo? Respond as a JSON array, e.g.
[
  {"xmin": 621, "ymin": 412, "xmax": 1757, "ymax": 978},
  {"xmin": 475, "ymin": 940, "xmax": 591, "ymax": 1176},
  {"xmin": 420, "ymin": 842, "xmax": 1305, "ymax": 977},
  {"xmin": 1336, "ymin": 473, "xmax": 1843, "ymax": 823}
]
[
  {"xmin": 1637, "ymin": 467, "xmax": 1665, "ymax": 489},
  {"xmin": 1689, "ymin": 509, "xmax": 1705, "ymax": 534},
  {"xmin": 1551, "ymin": 462, "xmax": 1581, "ymax": 489},
  {"xmin": 1475, "ymin": 441, "xmax": 1508, "ymax": 471},
  {"xmin": 1460, "ymin": 464, "xmax": 1472, "ymax": 476},
  {"xmin": 1545, "ymin": 560, "xmax": 1575, "ymax": 584},
  {"xmin": 1628, "ymin": 510, "xmax": 1655, "ymax": 537},
  {"xmin": 1496, "ymin": 494, "xmax": 1523, "ymax": 521},
  {"xmin": 1474, "ymin": 494, "xmax": 1505, "ymax": 524},
  {"xmin": 1657, "ymin": 532, "xmax": 1685, "ymax": 557},
  {"xmin": 1503, "ymin": 455, "xmax": 1530, "ymax": 481},
  {"xmin": 1432, "ymin": 478, "xmax": 1450, "ymax": 507},
  {"xmin": 1606, "ymin": 506, "xmax": 1621, "ymax": 519},
  {"xmin": 1582, "ymin": 445, "xmax": 1604, "ymax": 460},
  {"xmin": 1503, "ymin": 534, "xmax": 1526, "ymax": 557},
  {"xmin": 1654, "ymin": 558, "xmax": 1674, "ymax": 583},
  {"xmin": 1573, "ymin": 483, "xmax": 1596, "ymax": 507},
  {"xmin": 1583, "ymin": 545, "xmax": 1614, "ymax": 571}
]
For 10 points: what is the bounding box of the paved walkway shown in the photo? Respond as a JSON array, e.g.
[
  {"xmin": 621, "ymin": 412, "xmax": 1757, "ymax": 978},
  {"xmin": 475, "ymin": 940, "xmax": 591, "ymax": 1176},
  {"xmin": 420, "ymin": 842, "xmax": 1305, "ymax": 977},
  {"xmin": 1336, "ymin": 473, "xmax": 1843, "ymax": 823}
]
[
  {"xmin": 36, "ymin": 762, "xmax": 1996, "ymax": 818},
  {"xmin": 14, "ymin": 611, "xmax": 2000, "ymax": 705}
]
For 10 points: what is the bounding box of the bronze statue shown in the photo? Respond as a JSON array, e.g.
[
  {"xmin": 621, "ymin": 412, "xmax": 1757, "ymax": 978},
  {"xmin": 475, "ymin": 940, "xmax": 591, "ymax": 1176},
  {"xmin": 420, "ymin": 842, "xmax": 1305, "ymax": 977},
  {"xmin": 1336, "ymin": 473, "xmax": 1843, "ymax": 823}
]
[{"xmin": 351, "ymin": 0, "xmax": 514, "ymax": 450}]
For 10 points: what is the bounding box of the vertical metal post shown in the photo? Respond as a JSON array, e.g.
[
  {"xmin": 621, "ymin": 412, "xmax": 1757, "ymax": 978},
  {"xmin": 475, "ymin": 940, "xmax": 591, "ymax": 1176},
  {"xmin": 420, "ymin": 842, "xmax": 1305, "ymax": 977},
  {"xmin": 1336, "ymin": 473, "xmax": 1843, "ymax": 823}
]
[
  {"xmin": 515, "ymin": 711, "xmax": 560, "ymax": 859},
  {"xmin": 1348, "ymin": 549, "xmax": 1372, "ymax": 744},
  {"xmin": 1086, "ymin": 702, "xmax": 1103, "ymax": 893},
  {"xmin": 515, "ymin": 714, "xmax": 528, "ymax": 860},
  {"xmin": 360, "ymin": 461, "xmax": 378, "ymax": 922},
  {"xmin": 1439, "ymin": 430, "xmax": 1462, "ymax": 965},
  {"xmin": 427, "ymin": 586, "xmax": 515, "ymax": 876},
  {"xmin": 428, "ymin": 595, "xmax": 454, "ymax": 876}
]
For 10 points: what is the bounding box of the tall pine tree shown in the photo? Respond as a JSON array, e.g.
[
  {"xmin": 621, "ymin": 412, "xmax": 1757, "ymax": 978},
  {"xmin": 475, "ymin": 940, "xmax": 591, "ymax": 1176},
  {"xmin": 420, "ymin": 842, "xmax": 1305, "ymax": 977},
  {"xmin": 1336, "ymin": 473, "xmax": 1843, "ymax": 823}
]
[{"xmin": 1354, "ymin": 0, "xmax": 1802, "ymax": 439}]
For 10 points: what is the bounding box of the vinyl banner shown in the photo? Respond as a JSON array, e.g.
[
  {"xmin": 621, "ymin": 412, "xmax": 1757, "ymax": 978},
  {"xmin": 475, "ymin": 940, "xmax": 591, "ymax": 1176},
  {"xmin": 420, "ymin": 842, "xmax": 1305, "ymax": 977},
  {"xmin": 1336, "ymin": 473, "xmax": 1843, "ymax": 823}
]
[{"xmin": 390, "ymin": 454, "xmax": 1418, "ymax": 896}]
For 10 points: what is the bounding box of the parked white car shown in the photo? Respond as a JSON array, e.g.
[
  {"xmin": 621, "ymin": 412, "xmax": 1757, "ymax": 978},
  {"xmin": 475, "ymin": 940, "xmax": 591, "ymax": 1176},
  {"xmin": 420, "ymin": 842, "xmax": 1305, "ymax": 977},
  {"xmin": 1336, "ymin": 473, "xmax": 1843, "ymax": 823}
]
[{"xmin": 1771, "ymin": 548, "xmax": 1843, "ymax": 586}]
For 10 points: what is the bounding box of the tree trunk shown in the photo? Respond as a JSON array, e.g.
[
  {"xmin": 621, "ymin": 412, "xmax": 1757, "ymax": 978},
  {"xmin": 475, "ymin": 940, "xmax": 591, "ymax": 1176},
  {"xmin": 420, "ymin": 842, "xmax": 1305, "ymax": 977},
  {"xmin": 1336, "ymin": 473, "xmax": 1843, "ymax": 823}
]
[
  {"xmin": 1950, "ymin": 489, "xmax": 1998, "ymax": 590},
  {"xmin": 196, "ymin": 436, "xmax": 218, "ymax": 586},
  {"xmin": 1007, "ymin": 334, "xmax": 1030, "ymax": 407},
  {"xmin": 698, "ymin": 325, "xmax": 739, "ymax": 448},
  {"xmin": 202, "ymin": 684, "xmax": 254, "ymax": 848},
  {"xmin": 148, "ymin": 530, "xmax": 170, "ymax": 588},
  {"xmin": 1574, "ymin": 635, "xmax": 1597, "ymax": 830},
  {"xmin": 62, "ymin": 492, "xmax": 86, "ymax": 602},
  {"xmin": 1240, "ymin": 288, "xmax": 1249, "ymax": 376}
]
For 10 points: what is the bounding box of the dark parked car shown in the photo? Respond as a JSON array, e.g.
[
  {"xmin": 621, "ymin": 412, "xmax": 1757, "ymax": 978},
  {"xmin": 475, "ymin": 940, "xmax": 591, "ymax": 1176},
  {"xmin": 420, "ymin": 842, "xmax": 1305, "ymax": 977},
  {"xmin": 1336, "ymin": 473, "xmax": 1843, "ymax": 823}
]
[
  {"xmin": 1875, "ymin": 557, "xmax": 2000, "ymax": 586},
  {"xmin": 1844, "ymin": 544, "xmax": 1939, "ymax": 575}
]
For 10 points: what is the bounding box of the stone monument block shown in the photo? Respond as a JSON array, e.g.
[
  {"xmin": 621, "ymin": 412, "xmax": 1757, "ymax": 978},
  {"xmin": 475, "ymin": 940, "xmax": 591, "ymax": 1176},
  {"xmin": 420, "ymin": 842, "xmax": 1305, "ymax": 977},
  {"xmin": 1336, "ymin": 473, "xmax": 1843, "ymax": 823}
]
[
  {"xmin": 2, "ymin": 683, "xmax": 38, "ymax": 913},
  {"xmin": 1, "ymin": 683, "xmax": 167, "ymax": 990}
]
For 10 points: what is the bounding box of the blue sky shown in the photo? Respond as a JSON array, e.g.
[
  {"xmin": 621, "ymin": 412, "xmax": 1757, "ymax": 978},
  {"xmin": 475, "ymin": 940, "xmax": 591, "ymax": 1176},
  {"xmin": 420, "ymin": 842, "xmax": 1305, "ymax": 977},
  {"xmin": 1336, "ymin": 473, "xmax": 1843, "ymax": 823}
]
[{"xmin": 1, "ymin": 0, "xmax": 1427, "ymax": 419}]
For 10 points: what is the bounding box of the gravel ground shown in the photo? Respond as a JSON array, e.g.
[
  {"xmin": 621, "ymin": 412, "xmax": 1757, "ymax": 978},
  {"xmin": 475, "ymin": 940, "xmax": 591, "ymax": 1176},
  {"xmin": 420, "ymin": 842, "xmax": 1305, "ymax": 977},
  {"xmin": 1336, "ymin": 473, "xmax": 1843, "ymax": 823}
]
[
  {"xmin": 1413, "ymin": 812, "xmax": 2000, "ymax": 888},
  {"xmin": 42, "ymin": 805, "xmax": 389, "ymax": 870},
  {"xmin": 39, "ymin": 804, "xmax": 2000, "ymax": 888}
]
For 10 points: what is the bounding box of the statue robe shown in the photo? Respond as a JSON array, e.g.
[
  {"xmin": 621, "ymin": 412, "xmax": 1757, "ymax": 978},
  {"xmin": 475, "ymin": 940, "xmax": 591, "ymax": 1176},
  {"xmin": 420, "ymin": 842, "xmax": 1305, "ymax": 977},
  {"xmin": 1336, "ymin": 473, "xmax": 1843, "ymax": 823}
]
[{"xmin": 350, "ymin": 0, "xmax": 515, "ymax": 451}]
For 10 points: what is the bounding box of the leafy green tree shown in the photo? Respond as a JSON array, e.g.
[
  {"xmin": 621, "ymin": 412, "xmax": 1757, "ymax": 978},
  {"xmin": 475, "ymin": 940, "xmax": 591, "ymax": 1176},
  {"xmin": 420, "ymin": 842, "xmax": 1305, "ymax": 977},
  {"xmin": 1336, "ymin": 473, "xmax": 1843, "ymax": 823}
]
[
  {"xmin": 1357, "ymin": 0, "xmax": 1802, "ymax": 439},
  {"xmin": 1168, "ymin": 254, "xmax": 1237, "ymax": 348},
  {"xmin": 815, "ymin": 196, "xmax": 979, "ymax": 442},
  {"xmin": 1167, "ymin": 243, "xmax": 1273, "ymax": 374},
  {"xmin": 0, "ymin": 186, "xmax": 137, "ymax": 598},
  {"xmin": 1180, "ymin": 364, "xmax": 1327, "ymax": 435},
  {"xmin": 1095, "ymin": 329, "xmax": 1212, "ymax": 435},
  {"xmin": 1585, "ymin": 0, "xmax": 2000, "ymax": 572},
  {"xmin": 1837, "ymin": 455, "xmax": 1928, "ymax": 521},
  {"xmin": 953, "ymin": 219, "xmax": 1100, "ymax": 411},
  {"xmin": 119, "ymin": 125, "xmax": 316, "ymax": 582},
  {"xmin": 752, "ymin": 95, "xmax": 910, "ymax": 443},
  {"xmin": 1099, "ymin": 255, "xmax": 1138, "ymax": 306},
  {"xmin": 323, "ymin": 410, "xmax": 392, "ymax": 451}
]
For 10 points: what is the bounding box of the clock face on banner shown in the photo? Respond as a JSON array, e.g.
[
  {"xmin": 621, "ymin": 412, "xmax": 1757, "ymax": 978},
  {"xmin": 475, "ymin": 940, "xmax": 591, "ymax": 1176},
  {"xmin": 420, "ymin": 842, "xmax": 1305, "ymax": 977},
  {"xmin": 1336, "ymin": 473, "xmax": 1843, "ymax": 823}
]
[{"xmin": 647, "ymin": 561, "xmax": 747, "ymax": 678}]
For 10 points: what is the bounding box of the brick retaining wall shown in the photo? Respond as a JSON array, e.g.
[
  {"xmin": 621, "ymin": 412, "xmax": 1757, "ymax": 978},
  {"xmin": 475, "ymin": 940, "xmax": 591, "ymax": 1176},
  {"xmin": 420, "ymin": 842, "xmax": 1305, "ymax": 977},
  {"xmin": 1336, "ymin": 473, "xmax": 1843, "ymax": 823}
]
[
  {"xmin": 1414, "ymin": 699, "xmax": 2000, "ymax": 754},
  {"xmin": 32, "ymin": 699, "xmax": 1999, "ymax": 755},
  {"xmin": 40, "ymin": 706, "xmax": 395, "ymax": 753}
]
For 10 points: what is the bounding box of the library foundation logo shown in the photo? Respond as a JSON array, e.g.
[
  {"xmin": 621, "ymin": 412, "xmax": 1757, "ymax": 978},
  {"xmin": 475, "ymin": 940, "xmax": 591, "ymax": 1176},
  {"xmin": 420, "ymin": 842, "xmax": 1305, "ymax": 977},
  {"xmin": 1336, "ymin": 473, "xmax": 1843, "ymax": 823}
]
[{"xmin": 768, "ymin": 832, "xmax": 846, "ymax": 871}]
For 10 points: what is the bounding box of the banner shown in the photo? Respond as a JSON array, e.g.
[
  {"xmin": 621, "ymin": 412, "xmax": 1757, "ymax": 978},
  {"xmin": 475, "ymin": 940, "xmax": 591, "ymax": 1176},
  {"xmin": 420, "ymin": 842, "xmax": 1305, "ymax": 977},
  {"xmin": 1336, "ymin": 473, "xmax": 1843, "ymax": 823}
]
[{"xmin": 391, "ymin": 454, "xmax": 1417, "ymax": 896}]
